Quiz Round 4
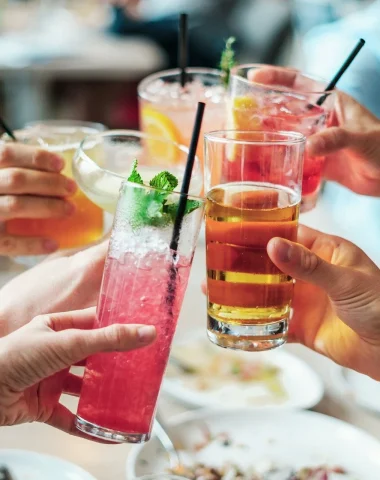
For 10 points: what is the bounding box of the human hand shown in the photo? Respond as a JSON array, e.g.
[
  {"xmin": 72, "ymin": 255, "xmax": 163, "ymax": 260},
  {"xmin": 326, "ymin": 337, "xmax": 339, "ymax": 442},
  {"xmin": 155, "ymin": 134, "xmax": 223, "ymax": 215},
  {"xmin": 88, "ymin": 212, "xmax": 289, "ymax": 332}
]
[
  {"xmin": 0, "ymin": 143, "xmax": 77, "ymax": 256},
  {"xmin": 0, "ymin": 307, "xmax": 156, "ymax": 438},
  {"xmin": 0, "ymin": 240, "xmax": 108, "ymax": 337},
  {"xmin": 248, "ymin": 66, "xmax": 380, "ymax": 196},
  {"xmin": 267, "ymin": 225, "xmax": 380, "ymax": 380}
]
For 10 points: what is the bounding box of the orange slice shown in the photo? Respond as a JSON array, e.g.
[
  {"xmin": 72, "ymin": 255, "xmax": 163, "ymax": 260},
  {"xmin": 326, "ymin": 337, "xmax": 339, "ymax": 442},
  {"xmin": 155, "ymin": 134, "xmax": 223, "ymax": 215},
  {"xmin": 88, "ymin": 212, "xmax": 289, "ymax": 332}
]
[
  {"xmin": 140, "ymin": 106, "xmax": 181, "ymax": 166},
  {"xmin": 227, "ymin": 96, "xmax": 262, "ymax": 162}
]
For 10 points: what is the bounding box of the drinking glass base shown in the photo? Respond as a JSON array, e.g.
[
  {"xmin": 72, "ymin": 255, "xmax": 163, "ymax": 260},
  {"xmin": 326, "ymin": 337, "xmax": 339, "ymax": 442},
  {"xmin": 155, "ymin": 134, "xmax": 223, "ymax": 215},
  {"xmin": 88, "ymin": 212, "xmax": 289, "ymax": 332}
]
[
  {"xmin": 207, "ymin": 316, "xmax": 288, "ymax": 352},
  {"xmin": 75, "ymin": 416, "xmax": 150, "ymax": 444}
]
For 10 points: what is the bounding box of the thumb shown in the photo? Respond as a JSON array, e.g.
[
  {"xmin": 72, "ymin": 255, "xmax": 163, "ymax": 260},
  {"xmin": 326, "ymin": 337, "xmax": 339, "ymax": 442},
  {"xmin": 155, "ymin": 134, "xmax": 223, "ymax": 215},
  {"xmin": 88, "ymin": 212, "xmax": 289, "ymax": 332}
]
[{"xmin": 267, "ymin": 237, "xmax": 349, "ymax": 299}]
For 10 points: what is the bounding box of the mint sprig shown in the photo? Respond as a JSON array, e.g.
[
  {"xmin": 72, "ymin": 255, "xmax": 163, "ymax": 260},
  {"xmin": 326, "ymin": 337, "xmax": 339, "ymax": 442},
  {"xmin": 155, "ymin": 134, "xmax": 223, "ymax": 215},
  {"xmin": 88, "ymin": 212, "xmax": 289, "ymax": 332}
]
[
  {"xmin": 126, "ymin": 160, "xmax": 202, "ymax": 227},
  {"xmin": 128, "ymin": 159, "xmax": 143, "ymax": 185},
  {"xmin": 220, "ymin": 36, "xmax": 236, "ymax": 88}
]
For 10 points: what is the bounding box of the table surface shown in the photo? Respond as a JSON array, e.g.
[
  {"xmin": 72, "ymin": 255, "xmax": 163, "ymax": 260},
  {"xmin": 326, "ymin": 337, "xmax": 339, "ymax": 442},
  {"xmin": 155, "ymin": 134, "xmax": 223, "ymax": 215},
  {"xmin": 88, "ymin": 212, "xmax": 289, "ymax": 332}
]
[{"xmin": 1, "ymin": 191, "xmax": 380, "ymax": 479}]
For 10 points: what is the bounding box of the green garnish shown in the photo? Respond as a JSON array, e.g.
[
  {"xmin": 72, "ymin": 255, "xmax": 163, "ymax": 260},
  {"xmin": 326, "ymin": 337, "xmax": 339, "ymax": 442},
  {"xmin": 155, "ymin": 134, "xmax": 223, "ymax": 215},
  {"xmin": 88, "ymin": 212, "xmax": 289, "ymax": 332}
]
[
  {"xmin": 126, "ymin": 160, "xmax": 202, "ymax": 227},
  {"xmin": 128, "ymin": 159, "xmax": 143, "ymax": 185},
  {"xmin": 149, "ymin": 171, "xmax": 178, "ymax": 191},
  {"xmin": 220, "ymin": 36, "xmax": 236, "ymax": 88}
]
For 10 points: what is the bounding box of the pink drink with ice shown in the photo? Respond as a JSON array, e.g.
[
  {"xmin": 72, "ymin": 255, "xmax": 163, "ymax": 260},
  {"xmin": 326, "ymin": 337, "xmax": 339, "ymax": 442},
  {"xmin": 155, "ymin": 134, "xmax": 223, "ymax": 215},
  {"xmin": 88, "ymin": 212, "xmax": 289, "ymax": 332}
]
[
  {"xmin": 77, "ymin": 252, "xmax": 190, "ymax": 437},
  {"xmin": 75, "ymin": 178, "xmax": 204, "ymax": 443}
]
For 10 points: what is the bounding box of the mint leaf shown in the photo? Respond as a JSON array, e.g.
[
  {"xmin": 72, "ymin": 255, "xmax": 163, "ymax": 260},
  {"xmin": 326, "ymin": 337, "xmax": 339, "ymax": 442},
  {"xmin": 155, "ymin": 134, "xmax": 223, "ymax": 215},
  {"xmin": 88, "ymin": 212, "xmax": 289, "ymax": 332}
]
[
  {"xmin": 149, "ymin": 171, "xmax": 178, "ymax": 191},
  {"xmin": 220, "ymin": 37, "xmax": 236, "ymax": 88},
  {"xmin": 128, "ymin": 159, "xmax": 143, "ymax": 185},
  {"xmin": 164, "ymin": 199, "xmax": 202, "ymax": 222},
  {"xmin": 125, "ymin": 160, "xmax": 201, "ymax": 228}
]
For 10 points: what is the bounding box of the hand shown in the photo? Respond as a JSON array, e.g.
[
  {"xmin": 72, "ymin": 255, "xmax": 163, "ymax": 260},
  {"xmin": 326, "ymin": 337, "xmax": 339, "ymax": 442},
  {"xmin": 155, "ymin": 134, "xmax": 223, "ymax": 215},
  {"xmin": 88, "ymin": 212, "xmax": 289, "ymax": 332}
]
[
  {"xmin": 267, "ymin": 225, "xmax": 380, "ymax": 380},
  {"xmin": 0, "ymin": 143, "xmax": 77, "ymax": 256},
  {"xmin": 0, "ymin": 308, "xmax": 156, "ymax": 438},
  {"xmin": 248, "ymin": 66, "xmax": 380, "ymax": 196},
  {"xmin": 0, "ymin": 241, "xmax": 108, "ymax": 337},
  {"xmin": 307, "ymin": 92, "xmax": 380, "ymax": 196}
]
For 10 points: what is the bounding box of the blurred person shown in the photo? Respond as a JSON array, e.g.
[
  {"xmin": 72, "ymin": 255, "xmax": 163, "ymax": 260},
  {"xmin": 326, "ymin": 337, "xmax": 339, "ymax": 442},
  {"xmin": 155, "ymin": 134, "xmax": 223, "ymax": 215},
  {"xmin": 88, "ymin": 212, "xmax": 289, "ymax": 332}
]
[
  {"xmin": 0, "ymin": 143, "xmax": 77, "ymax": 256},
  {"xmin": 0, "ymin": 307, "xmax": 156, "ymax": 437},
  {"xmin": 107, "ymin": 0, "xmax": 233, "ymax": 69}
]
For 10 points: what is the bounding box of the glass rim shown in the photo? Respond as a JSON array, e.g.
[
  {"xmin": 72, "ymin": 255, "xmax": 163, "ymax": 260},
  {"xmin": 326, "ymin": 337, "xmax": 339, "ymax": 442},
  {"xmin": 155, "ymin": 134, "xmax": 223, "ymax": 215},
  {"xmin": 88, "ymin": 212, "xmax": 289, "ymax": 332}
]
[
  {"xmin": 138, "ymin": 67, "xmax": 223, "ymax": 100},
  {"xmin": 120, "ymin": 178, "xmax": 205, "ymax": 202},
  {"xmin": 25, "ymin": 119, "xmax": 107, "ymax": 132},
  {"xmin": 204, "ymin": 130, "xmax": 306, "ymax": 146},
  {"xmin": 230, "ymin": 63, "xmax": 335, "ymax": 96},
  {"xmin": 77, "ymin": 129, "xmax": 203, "ymax": 201}
]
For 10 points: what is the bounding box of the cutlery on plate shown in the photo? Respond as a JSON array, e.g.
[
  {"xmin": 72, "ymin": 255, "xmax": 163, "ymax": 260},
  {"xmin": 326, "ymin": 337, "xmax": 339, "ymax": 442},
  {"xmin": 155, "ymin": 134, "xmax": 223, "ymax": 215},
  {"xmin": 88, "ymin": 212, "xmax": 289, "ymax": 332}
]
[{"xmin": 154, "ymin": 410, "xmax": 181, "ymax": 469}]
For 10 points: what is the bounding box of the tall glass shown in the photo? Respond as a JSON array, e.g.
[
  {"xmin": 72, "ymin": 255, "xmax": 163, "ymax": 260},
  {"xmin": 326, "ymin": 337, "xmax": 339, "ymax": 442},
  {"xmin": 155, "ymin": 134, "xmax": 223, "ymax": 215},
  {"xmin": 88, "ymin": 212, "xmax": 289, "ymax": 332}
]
[
  {"xmin": 3, "ymin": 120, "xmax": 105, "ymax": 251},
  {"xmin": 228, "ymin": 64, "xmax": 335, "ymax": 212},
  {"xmin": 204, "ymin": 130, "xmax": 305, "ymax": 352},
  {"xmin": 138, "ymin": 68, "xmax": 226, "ymax": 171},
  {"xmin": 73, "ymin": 130, "xmax": 203, "ymax": 214},
  {"xmin": 75, "ymin": 180, "xmax": 205, "ymax": 443}
]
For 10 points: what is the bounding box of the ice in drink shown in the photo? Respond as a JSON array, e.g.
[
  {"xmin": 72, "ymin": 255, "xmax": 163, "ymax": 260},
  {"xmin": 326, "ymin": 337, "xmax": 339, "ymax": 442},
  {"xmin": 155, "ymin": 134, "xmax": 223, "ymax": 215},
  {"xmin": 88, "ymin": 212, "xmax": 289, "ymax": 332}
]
[
  {"xmin": 138, "ymin": 68, "xmax": 226, "ymax": 170},
  {"xmin": 76, "ymin": 177, "xmax": 204, "ymax": 443},
  {"xmin": 77, "ymin": 251, "xmax": 191, "ymax": 438}
]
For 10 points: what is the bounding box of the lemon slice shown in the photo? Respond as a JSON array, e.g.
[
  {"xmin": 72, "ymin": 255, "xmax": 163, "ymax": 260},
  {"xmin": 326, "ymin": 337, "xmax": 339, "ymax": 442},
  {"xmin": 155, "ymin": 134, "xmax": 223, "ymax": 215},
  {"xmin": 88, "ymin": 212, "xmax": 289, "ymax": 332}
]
[
  {"xmin": 227, "ymin": 96, "xmax": 262, "ymax": 162},
  {"xmin": 140, "ymin": 106, "xmax": 181, "ymax": 166}
]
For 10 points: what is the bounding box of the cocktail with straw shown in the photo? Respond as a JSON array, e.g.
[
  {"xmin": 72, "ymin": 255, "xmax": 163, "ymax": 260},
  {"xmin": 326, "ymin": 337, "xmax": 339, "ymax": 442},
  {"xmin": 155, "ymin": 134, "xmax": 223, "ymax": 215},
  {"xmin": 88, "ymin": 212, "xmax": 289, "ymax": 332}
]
[
  {"xmin": 75, "ymin": 103, "xmax": 206, "ymax": 443},
  {"xmin": 138, "ymin": 14, "xmax": 227, "ymax": 172},
  {"xmin": 227, "ymin": 39, "xmax": 365, "ymax": 212}
]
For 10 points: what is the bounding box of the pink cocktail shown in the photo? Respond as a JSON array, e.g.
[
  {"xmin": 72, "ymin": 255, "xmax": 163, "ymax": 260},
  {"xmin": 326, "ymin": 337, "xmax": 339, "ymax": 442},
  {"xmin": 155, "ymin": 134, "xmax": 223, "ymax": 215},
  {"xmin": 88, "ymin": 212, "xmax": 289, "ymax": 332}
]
[
  {"xmin": 228, "ymin": 65, "xmax": 335, "ymax": 212},
  {"xmin": 75, "ymin": 178, "xmax": 204, "ymax": 443}
]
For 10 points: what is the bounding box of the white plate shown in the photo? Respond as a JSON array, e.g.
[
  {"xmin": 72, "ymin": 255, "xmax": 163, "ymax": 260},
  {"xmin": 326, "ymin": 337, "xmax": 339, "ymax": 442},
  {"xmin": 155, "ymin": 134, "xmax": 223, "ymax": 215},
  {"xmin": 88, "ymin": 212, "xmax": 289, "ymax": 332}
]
[
  {"xmin": 331, "ymin": 365, "xmax": 380, "ymax": 415},
  {"xmin": 163, "ymin": 339, "xmax": 324, "ymax": 410},
  {"xmin": 127, "ymin": 409, "xmax": 380, "ymax": 479},
  {"xmin": 0, "ymin": 449, "xmax": 97, "ymax": 480}
]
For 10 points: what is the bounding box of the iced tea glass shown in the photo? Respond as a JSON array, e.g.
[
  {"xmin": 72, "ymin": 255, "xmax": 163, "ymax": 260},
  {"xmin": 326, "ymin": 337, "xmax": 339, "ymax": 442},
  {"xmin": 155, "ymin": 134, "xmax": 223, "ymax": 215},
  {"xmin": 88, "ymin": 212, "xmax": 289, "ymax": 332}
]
[
  {"xmin": 204, "ymin": 130, "xmax": 305, "ymax": 352},
  {"xmin": 75, "ymin": 180, "xmax": 205, "ymax": 443},
  {"xmin": 3, "ymin": 120, "xmax": 105, "ymax": 252},
  {"xmin": 138, "ymin": 68, "xmax": 226, "ymax": 171},
  {"xmin": 228, "ymin": 64, "xmax": 335, "ymax": 212}
]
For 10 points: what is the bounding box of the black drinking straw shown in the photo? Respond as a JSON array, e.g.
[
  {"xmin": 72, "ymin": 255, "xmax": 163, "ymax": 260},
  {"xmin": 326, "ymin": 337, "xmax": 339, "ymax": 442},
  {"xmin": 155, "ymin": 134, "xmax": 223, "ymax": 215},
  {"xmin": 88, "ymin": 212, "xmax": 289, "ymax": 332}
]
[
  {"xmin": 178, "ymin": 13, "xmax": 188, "ymax": 88},
  {"xmin": 314, "ymin": 38, "xmax": 365, "ymax": 107},
  {"xmin": 166, "ymin": 102, "xmax": 205, "ymax": 310},
  {"xmin": 170, "ymin": 101, "xmax": 205, "ymax": 253},
  {"xmin": 0, "ymin": 117, "xmax": 16, "ymax": 141}
]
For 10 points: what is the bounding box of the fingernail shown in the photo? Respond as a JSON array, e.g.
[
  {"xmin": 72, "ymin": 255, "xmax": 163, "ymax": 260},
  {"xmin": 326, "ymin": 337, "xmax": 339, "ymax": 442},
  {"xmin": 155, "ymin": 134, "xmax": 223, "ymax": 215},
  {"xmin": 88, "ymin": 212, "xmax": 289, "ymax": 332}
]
[
  {"xmin": 43, "ymin": 239, "xmax": 58, "ymax": 252},
  {"xmin": 52, "ymin": 155, "xmax": 64, "ymax": 171},
  {"xmin": 65, "ymin": 178, "xmax": 77, "ymax": 194},
  {"xmin": 137, "ymin": 325, "xmax": 156, "ymax": 344},
  {"xmin": 64, "ymin": 202, "xmax": 76, "ymax": 215},
  {"xmin": 275, "ymin": 239, "xmax": 293, "ymax": 263}
]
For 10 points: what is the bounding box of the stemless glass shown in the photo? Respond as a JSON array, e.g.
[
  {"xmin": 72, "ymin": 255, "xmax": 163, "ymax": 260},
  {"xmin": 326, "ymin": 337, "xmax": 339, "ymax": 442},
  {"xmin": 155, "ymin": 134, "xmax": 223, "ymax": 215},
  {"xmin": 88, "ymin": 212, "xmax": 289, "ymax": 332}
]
[
  {"xmin": 3, "ymin": 120, "xmax": 106, "ymax": 255},
  {"xmin": 204, "ymin": 130, "xmax": 305, "ymax": 352},
  {"xmin": 75, "ymin": 179, "xmax": 205, "ymax": 443},
  {"xmin": 138, "ymin": 68, "xmax": 226, "ymax": 170},
  {"xmin": 73, "ymin": 130, "xmax": 203, "ymax": 214},
  {"xmin": 228, "ymin": 64, "xmax": 335, "ymax": 212}
]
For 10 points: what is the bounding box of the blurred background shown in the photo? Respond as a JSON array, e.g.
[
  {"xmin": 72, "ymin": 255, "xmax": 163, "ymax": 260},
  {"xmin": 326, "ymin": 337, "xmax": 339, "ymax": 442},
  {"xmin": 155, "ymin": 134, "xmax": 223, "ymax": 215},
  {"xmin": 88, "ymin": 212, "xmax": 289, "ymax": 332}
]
[{"xmin": 0, "ymin": 0, "xmax": 378, "ymax": 131}]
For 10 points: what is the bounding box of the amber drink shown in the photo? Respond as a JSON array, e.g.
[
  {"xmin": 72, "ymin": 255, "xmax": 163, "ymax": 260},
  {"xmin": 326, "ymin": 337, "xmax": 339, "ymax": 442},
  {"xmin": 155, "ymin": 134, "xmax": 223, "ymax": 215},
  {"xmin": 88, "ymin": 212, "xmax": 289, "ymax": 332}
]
[{"xmin": 204, "ymin": 131, "xmax": 305, "ymax": 351}]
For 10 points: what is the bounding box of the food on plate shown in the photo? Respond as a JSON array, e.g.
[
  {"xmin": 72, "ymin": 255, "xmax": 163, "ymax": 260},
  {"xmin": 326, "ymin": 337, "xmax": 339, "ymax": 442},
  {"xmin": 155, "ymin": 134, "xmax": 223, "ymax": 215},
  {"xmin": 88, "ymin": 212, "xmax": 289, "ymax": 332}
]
[
  {"xmin": 170, "ymin": 463, "xmax": 351, "ymax": 480},
  {"xmin": 168, "ymin": 432, "xmax": 356, "ymax": 480},
  {"xmin": 167, "ymin": 342, "xmax": 287, "ymax": 402}
]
